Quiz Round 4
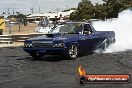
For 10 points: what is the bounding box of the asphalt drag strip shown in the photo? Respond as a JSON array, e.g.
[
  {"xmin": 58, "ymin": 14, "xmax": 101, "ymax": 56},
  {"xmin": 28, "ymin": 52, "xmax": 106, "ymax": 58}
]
[{"xmin": 0, "ymin": 47, "xmax": 132, "ymax": 88}]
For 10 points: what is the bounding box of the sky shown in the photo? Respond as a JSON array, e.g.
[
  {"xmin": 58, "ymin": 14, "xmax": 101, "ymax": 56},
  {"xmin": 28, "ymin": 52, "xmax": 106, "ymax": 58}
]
[{"xmin": 0, "ymin": 0, "xmax": 103, "ymax": 15}]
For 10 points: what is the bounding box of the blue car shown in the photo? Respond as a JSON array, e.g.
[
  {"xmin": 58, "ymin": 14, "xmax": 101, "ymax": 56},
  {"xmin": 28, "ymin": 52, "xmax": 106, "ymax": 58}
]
[{"xmin": 23, "ymin": 22, "xmax": 115, "ymax": 59}]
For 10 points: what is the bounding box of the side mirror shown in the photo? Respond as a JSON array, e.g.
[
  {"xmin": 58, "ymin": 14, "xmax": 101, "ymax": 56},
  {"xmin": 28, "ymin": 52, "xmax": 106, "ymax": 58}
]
[{"xmin": 91, "ymin": 32, "xmax": 95, "ymax": 35}]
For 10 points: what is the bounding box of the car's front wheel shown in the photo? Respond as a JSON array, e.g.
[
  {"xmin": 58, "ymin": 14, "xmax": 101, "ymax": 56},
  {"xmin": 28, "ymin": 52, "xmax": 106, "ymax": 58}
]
[{"xmin": 66, "ymin": 44, "xmax": 79, "ymax": 59}]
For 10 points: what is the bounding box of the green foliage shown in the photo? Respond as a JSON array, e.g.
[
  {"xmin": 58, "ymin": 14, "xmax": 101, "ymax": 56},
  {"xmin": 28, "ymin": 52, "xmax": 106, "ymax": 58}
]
[
  {"xmin": 16, "ymin": 14, "xmax": 26, "ymax": 19},
  {"xmin": 7, "ymin": 13, "xmax": 26, "ymax": 24},
  {"xmin": 62, "ymin": 8, "xmax": 76, "ymax": 12},
  {"xmin": 70, "ymin": 0, "xmax": 132, "ymax": 21},
  {"xmin": 70, "ymin": 0, "xmax": 93, "ymax": 21},
  {"xmin": 103, "ymin": 0, "xmax": 129, "ymax": 18}
]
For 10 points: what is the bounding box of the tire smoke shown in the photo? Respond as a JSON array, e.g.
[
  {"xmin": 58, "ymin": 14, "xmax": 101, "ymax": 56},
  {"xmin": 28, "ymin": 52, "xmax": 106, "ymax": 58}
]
[{"xmin": 93, "ymin": 9, "xmax": 132, "ymax": 53}]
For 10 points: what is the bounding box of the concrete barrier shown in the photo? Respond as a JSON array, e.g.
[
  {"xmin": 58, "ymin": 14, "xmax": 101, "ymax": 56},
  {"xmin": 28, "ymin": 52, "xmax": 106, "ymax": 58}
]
[
  {"xmin": 0, "ymin": 35, "xmax": 13, "ymax": 44},
  {"xmin": 13, "ymin": 33, "xmax": 45, "ymax": 42},
  {"xmin": 0, "ymin": 33, "xmax": 45, "ymax": 44}
]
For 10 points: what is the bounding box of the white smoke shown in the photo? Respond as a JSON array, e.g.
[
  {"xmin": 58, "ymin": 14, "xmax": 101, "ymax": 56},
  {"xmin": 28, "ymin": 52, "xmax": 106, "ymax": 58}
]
[{"xmin": 93, "ymin": 9, "xmax": 132, "ymax": 53}]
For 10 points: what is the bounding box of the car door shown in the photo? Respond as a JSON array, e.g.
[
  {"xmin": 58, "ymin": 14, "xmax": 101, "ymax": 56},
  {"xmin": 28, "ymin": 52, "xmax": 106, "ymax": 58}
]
[{"xmin": 79, "ymin": 24, "xmax": 95, "ymax": 52}]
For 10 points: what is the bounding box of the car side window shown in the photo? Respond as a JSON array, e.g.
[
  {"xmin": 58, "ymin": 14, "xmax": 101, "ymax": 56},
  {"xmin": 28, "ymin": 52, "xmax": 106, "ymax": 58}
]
[
  {"xmin": 74, "ymin": 24, "xmax": 83, "ymax": 34},
  {"xmin": 84, "ymin": 24, "xmax": 93, "ymax": 34}
]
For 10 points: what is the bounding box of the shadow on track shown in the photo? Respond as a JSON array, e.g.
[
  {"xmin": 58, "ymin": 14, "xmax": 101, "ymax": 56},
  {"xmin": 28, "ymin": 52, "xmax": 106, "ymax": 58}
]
[
  {"xmin": 6, "ymin": 55, "xmax": 19, "ymax": 57},
  {"xmin": 16, "ymin": 55, "xmax": 70, "ymax": 62}
]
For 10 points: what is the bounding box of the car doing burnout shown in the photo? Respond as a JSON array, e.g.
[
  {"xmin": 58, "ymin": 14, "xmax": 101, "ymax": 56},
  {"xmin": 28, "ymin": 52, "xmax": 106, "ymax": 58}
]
[{"xmin": 23, "ymin": 22, "xmax": 115, "ymax": 59}]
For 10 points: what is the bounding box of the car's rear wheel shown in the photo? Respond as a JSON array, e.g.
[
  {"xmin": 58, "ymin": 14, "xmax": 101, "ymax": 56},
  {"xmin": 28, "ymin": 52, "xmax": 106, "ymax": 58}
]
[
  {"xmin": 102, "ymin": 39, "xmax": 108, "ymax": 50},
  {"xmin": 95, "ymin": 39, "xmax": 108, "ymax": 54},
  {"xmin": 66, "ymin": 44, "xmax": 79, "ymax": 59}
]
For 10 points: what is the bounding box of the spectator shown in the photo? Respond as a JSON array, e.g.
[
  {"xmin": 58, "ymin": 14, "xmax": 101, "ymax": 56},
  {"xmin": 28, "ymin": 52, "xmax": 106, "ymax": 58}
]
[{"xmin": 53, "ymin": 16, "xmax": 58, "ymax": 27}]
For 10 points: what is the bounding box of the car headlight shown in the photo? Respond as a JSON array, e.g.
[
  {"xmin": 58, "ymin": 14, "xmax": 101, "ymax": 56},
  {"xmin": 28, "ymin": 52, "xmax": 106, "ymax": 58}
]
[
  {"xmin": 24, "ymin": 42, "xmax": 33, "ymax": 47},
  {"xmin": 53, "ymin": 42, "xmax": 65, "ymax": 48}
]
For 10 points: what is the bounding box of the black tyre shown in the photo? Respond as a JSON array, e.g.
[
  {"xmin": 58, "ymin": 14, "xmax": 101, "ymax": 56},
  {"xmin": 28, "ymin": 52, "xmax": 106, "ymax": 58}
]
[
  {"xmin": 66, "ymin": 44, "xmax": 79, "ymax": 59},
  {"xmin": 102, "ymin": 39, "xmax": 108, "ymax": 50},
  {"xmin": 95, "ymin": 39, "xmax": 108, "ymax": 54}
]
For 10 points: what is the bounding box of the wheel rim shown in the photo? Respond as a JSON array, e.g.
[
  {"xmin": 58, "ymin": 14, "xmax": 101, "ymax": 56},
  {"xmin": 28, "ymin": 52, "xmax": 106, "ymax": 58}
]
[
  {"xmin": 103, "ymin": 39, "xmax": 108, "ymax": 50},
  {"xmin": 69, "ymin": 45, "xmax": 78, "ymax": 58}
]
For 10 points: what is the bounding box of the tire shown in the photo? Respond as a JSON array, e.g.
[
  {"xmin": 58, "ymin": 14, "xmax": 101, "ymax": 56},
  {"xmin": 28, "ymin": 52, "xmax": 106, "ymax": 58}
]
[
  {"xmin": 102, "ymin": 39, "xmax": 107, "ymax": 50},
  {"xmin": 112, "ymin": 38, "xmax": 116, "ymax": 44},
  {"xmin": 96, "ymin": 39, "xmax": 108, "ymax": 54},
  {"xmin": 29, "ymin": 53, "xmax": 43, "ymax": 59},
  {"xmin": 66, "ymin": 44, "xmax": 79, "ymax": 60}
]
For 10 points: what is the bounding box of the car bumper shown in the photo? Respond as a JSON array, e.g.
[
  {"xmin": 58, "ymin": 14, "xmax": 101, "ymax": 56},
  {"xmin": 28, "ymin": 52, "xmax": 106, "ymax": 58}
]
[{"xmin": 23, "ymin": 47, "xmax": 66, "ymax": 54}]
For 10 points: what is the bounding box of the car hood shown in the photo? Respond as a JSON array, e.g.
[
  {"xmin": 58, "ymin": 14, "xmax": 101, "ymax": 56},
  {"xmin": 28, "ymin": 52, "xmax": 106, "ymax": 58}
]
[{"xmin": 27, "ymin": 33, "xmax": 79, "ymax": 42}]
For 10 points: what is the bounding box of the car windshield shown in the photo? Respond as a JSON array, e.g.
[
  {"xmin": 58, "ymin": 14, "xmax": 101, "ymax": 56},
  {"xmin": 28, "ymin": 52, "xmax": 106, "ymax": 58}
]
[
  {"xmin": 59, "ymin": 23, "xmax": 82, "ymax": 34},
  {"xmin": 38, "ymin": 18, "xmax": 50, "ymax": 27}
]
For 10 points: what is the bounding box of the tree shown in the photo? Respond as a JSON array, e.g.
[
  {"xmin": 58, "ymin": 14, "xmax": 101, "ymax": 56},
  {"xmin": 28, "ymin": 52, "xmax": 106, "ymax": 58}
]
[
  {"xmin": 93, "ymin": 3, "xmax": 107, "ymax": 19},
  {"xmin": 103, "ymin": 0, "xmax": 132, "ymax": 18},
  {"xmin": 70, "ymin": 0, "xmax": 132, "ymax": 21},
  {"xmin": 70, "ymin": 0, "xmax": 93, "ymax": 21},
  {"xmin": 62, "ymin": 8, "xmax": 76, "ymax": 12}
]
